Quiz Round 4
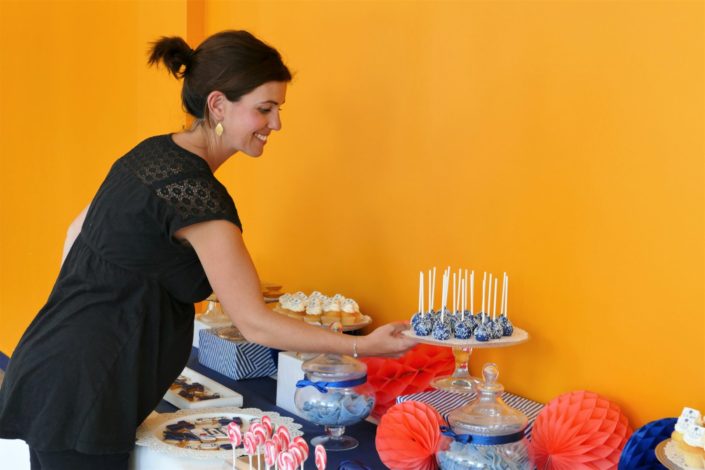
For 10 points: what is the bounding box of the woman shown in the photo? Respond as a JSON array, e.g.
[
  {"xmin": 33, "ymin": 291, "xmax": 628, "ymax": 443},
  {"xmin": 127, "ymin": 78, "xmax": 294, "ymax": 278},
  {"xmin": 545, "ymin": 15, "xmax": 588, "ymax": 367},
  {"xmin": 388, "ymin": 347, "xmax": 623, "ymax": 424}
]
[{"xmin": 0, "ymin": 30, "xmax": 416, "ymax": 469}]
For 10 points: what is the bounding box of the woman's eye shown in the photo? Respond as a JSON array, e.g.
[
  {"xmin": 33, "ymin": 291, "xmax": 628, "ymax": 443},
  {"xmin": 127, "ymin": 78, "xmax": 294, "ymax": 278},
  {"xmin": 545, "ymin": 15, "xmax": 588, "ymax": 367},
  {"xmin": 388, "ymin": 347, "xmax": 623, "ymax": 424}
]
[{"xmin": 258, "ymin": 108, "xmax": 272, "ymax": 114}]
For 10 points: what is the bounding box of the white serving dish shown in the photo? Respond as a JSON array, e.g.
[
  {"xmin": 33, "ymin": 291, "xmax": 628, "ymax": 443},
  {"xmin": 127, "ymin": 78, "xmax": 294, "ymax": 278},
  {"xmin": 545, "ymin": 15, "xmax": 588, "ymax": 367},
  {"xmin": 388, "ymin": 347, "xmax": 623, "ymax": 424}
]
[
  {"xmin": 163, "ymin": 367, "xmax": 243, "ymax": 410},
  {"xmin": 135, "ymin": 407, "xmax": 302, "ymax": 461}
]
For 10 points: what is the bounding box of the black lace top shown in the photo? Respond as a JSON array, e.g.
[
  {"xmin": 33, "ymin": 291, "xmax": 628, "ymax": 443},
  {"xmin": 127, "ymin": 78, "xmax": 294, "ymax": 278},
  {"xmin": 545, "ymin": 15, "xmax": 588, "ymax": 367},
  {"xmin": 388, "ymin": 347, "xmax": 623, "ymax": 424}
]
[{"xmin": 0, "ymin": 135, "xmax": 241, "ymax": 453}]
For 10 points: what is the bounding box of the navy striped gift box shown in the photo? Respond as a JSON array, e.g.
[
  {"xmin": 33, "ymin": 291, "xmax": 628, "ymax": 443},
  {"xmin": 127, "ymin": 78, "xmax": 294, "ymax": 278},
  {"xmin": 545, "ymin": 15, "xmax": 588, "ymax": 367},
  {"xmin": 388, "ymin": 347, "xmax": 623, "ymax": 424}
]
[
  {"xmin": 198, "ymin": 328, "xmax": 278, "ymax": 380},
  {"xmin": 397, "ymin": 389, "xmax": 544, "ymax": 440}
]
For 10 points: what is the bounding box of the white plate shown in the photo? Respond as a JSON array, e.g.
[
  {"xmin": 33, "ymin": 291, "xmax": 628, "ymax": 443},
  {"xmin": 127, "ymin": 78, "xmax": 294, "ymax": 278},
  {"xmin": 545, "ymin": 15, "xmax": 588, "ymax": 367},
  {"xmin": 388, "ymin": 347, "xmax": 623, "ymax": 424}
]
[
  {"xmin": 135, "ymin": 407, "xmax": 302, "ymax": 461},
  {"xmin": 163, "ymin": 367, "xmax": 243, "ymax": 410}
]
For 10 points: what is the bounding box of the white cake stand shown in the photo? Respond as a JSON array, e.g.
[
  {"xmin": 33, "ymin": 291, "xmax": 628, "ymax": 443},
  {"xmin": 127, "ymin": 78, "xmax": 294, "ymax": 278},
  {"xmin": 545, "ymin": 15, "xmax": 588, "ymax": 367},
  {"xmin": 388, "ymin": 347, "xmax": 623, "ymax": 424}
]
[{"xmin": 402, "ymin": 327, "xmax": 529, "ymax": 393}]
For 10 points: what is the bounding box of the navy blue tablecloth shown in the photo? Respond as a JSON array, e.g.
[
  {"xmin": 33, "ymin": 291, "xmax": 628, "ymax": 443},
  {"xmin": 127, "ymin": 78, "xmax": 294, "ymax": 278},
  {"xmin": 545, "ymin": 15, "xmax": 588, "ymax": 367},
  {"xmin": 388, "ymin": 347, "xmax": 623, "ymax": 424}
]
[{"xmin": 156, "ymin": 348, "xmax": 386, "ymax": 470}]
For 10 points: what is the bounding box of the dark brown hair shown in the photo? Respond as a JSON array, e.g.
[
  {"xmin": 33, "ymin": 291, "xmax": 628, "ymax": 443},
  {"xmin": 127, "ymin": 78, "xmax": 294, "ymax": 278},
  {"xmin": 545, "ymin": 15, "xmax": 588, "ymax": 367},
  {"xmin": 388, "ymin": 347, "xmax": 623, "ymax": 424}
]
[{"xmin": 148, "ymin": 31, "xmax": 291, "ymax": 123}]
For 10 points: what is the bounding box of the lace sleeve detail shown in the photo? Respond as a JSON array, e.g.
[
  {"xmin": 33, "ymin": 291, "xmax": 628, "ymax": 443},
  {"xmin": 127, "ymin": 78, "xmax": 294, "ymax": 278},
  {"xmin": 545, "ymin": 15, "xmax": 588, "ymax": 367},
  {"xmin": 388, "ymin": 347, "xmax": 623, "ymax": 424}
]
[{"xmin": 155, "ymin": 175, "xmax": 242, "ymax": 234}]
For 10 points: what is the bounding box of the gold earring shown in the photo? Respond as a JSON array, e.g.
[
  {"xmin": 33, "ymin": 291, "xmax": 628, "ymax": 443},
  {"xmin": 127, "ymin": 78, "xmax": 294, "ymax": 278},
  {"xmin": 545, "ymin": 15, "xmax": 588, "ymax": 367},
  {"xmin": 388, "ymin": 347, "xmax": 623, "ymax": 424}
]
[{"xmin": 215, "ymin": 122, "xmax": 224, "ymax": 137}]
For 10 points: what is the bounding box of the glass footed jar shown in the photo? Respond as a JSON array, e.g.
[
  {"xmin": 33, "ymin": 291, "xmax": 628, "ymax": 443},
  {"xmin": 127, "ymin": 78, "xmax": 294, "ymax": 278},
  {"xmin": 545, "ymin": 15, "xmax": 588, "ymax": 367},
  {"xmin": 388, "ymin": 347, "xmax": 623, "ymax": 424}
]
[
  {"xmin": 436, "ymin": 363, "xmax": 533, "ymax": 470},
  {"xmin": 294, "ymin": 353, "xmax": 375, "ymax": 451}
]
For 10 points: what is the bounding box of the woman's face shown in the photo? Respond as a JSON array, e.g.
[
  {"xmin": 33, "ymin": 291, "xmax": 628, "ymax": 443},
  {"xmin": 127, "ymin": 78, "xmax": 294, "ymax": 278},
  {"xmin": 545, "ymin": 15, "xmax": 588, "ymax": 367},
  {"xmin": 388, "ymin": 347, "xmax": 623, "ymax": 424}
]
[{"xmin": 222, "ymin": 81, "xmax": 287, "ymax": 157}]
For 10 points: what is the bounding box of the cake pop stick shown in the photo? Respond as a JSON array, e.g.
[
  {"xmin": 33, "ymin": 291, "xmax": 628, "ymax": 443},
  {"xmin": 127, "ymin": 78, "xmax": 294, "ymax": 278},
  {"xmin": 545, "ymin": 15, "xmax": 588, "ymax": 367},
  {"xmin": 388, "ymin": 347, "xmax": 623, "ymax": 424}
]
[
  {"xmin": 504, "ymin": 274, "xmax": 509, "ymax": 318},
  {"xmin": 501, "ymin": 273, "xmax": 507, "ymax": 316},
  {"xmin": 427, "ymin": 269, "xmax": 431, "ymax": 313},
  {"xmin": 441, "ymin": 268, "xmax": 449, "ymax": 322},
  {"xmin": 418, "ymin": 271, "xmax": 423, "ymax": 315},
  {"xmin": 452, "ymin": 272, "xmax": 457, "ymax": 314},
  {"xmin": 481, "ymin": 272, "xmax": 486, "ymax": 322},
  {"xmin": 431, "ymin": 267, "xmax": 437, "ymax": 313},
  {"xmin": 493, "ymin": 276, "xmax": 498, "ymax": 320},
  {"xmin": 488, "ymin": 273, "xmax": 493, "ymax": 319},
  {"xmin": 470, "ymin": 270, "xmax": 475, "ymax": 315}
]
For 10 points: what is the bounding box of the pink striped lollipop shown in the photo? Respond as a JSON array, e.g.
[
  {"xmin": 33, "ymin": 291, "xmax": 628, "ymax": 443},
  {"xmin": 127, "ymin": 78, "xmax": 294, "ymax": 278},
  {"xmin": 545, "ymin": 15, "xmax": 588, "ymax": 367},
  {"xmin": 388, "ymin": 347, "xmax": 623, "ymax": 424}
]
[
  {"xmin": 227, "ymin": 421, "xmax": 242, "ymax": 470},
  {"xmin": 292, "ymin": 436, "xmax": 309, "ymax": 467},
  {"xmin": 261, "ymin": 415, "xmax": 273, "ymax": 438},
  {"xmin": 289, "ymin": 445, "xmax": 304, "ymax": 470},
  {"xmin": 227, "ymin": 421, "xmax": 242, "ymax": 446},
  {"xmin": 271, "ymin": 434, "xmax": 282, "ymax": 453},
  {"xmin": 243, "ymin": 432, "xmax": 257, "ymax": 470},
  {"xmin": 278, "ymin": 450, "xmax": 296, "ymax": 470},
  {"xmin": 251, "ymin": 422, "xmax": 268, "ymax": 448},
  {"xmin": 263, "ymin": 439, "xmax": 278, "ymax": 470},
  {"xmin": 275, "ymin": 425, "xmax": 291, "ymax": 451},
  {"xmin": 315, "ymin": 444, "xmax": 327, "ymax": 470}
]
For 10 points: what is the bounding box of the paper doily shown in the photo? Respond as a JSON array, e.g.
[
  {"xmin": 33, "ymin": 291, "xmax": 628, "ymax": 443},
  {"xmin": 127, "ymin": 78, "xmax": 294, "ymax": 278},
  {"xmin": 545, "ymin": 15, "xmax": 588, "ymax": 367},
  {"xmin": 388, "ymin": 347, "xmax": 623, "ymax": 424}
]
[{"xmin": 135, "ymin": 407, "xmax": 302, "ymax": 461}]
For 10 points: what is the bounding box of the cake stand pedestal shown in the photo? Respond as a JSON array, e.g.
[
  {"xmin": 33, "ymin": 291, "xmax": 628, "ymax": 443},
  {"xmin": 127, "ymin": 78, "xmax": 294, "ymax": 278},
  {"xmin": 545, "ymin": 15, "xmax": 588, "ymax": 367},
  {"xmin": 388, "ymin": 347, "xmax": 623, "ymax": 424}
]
[{"xmin": 402, "ymin": 328, "xmax": 529, "ymax": 394}]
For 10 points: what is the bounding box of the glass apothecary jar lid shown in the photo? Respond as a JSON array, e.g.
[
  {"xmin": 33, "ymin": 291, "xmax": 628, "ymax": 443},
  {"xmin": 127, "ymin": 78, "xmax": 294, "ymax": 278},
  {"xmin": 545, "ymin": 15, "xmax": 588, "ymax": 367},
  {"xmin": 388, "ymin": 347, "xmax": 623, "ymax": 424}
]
[
  {"xmin": 447, "ymin": 363, "xmax": 528, "ymax": 439},
  {"xmin": 302, "ymin": 353, "xmax": 367, "ymax": 383}
]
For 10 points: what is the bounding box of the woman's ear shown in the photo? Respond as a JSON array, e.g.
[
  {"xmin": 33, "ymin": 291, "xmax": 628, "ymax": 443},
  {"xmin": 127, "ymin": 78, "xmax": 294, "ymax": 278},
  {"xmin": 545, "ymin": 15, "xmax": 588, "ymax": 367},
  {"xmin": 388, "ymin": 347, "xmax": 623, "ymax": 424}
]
[{"xmin": 206, "ymin": 90, "xmax": 227, "ymax": 123}]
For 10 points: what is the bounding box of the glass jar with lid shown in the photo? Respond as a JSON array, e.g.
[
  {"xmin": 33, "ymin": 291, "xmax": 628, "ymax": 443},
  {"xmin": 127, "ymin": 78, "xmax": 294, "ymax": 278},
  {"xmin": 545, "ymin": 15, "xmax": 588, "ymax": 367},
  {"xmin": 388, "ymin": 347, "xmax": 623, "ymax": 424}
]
[
  {"xmin": 436, "ymin": 363, "xmax": 533, "ymax": 469},
  {"xmin": 294, "ymin": 352, "xmax": 375, "ymax": 451}
]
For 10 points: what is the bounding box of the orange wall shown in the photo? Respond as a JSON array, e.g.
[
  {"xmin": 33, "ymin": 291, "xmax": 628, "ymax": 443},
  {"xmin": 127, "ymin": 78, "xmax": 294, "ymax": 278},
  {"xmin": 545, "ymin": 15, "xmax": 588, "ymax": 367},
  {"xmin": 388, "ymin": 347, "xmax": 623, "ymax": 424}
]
[
  {"xmin": 204, "ymin": 1, "xmax": 704, "ymax": 427},
  {"xmin": 0, "ymin": 2, "xmax": 187, "ymax": 347},
  {"xmin": 0, "ymin": 1, "xmax": 703, "ymax": 429}
]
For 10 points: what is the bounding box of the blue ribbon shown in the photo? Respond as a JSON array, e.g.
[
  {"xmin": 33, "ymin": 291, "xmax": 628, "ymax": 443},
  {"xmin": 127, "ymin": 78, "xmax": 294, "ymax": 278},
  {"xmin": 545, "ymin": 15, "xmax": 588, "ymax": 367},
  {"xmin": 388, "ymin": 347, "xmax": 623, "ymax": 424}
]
[
  {"xmin": 440, "ymin": 425, "xmax": 526, "ymax": 446},
  {"xmin": 295, "ymin": 375, "xmax": 367, "ymax": 394}
]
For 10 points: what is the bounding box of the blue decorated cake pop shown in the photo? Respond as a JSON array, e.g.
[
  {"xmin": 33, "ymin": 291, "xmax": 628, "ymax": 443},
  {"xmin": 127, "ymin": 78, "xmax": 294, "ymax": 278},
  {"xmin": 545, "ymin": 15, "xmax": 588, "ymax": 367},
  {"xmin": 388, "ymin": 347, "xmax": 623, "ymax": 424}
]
[
  {"xmin": 474, "ymin": 323, "xmax": 491, "ymax": 342},
  {"xmin": 432, "ymin": 321, "xmax": 452, "ymax": 340},
  {"xmin": 453, "ymin": 320, "xmax": 473, "ymax": 339},
  {"xmin": 413, "ymin": 319, "xmax": 433, "ymax": 336},
  {"xmin": 501, "ymin": 315, "xmax": 514, "ymax": 336},
  {"xmin": 491, "ymin": 319, "xmax": 504, "ymax": 339}
]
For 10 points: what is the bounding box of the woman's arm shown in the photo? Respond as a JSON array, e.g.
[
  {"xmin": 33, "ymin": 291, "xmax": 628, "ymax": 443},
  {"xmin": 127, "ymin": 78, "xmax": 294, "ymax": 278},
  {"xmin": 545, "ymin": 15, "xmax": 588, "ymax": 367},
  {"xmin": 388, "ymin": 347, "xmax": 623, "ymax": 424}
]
[
  {"xmin": 61, "ymin": 204, "xmax": 90, "ymax": 265},
  {"xmin": 177, "ymin": 219, "xmax": 417, "ymax": 357}
]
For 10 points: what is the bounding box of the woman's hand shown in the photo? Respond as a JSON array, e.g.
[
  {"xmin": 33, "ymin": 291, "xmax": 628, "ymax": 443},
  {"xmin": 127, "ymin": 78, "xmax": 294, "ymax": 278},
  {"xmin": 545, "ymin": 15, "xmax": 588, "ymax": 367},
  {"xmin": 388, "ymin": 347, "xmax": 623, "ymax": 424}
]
[{"xmin": 358, "ymin": 321, "xmax": 418, "ymax": 358}]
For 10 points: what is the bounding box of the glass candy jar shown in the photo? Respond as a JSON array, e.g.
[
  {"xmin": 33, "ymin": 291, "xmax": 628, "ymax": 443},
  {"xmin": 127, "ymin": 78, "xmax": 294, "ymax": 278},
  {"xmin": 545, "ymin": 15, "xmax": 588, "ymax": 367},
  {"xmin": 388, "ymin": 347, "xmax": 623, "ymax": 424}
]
[
  {"xmin": 294, "ymin": 353, "xmax": 375, "ymax": 451},
  {"xmin": 436, "ymin": 363, "xmax": 533, "ymax": 470}
]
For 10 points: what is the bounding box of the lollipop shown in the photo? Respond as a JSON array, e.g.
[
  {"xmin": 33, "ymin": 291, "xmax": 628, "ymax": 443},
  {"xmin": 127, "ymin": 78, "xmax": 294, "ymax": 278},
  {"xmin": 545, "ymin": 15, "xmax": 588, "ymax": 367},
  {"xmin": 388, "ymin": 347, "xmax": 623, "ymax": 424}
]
[
  {"xmin": 276, "ymin": 425, "xmax": 291, "ymax": 450},
  {"xmin": 263, "ymin": 440, "xmax": 278, "ymax": 470},
  {"xmin": 278, "ymin": 450, "xmax": 296, "ymax": 470},
  {"xmin": 261, "ymin": 415, "xmax": 273, "ymax": 438},
  {"xmin": 251, "ymin": 422, "xmax": 268, "ymax": 446},
  {"xmin": 292, "ymin": 435, "xmax": 309, "ymax": 463},
  {"xmin": 315, "ymin": 444, "xmax": 327, "ymax": 470},
  {"xmin": 243, "ymin": 432, "xmax": 257, "ymax": 470},
  {"xmin": 227, "ymin": 421, "xmax": 242, "ymax": 469},
  {"xmin": 289, "ymin": 445, "xmax": 305, "ymax": 469}
]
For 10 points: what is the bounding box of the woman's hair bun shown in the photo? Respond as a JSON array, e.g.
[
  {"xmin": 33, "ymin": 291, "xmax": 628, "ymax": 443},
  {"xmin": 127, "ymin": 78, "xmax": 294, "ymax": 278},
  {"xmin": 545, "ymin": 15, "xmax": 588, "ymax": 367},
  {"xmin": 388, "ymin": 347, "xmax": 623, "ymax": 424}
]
[{"xmin": 148, "ymin": 36, "xmax": 193, "ymax": 78}]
